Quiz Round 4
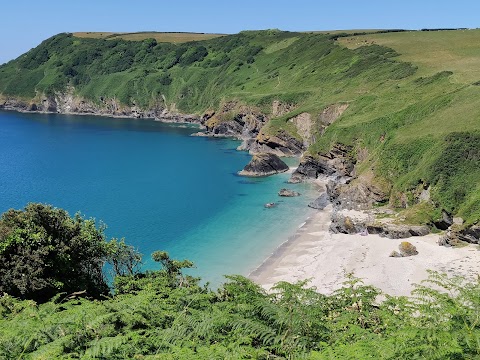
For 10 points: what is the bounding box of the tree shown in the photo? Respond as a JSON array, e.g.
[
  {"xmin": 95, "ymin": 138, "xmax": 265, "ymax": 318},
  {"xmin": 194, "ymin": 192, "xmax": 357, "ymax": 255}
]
[
  {"xmin": 106, "ymin": 237, "xmax": 142, "ymax": 277},
  {"xmin": 152, "ymin": 250, "xmax": 194, "ymax": 287},
  {"xmin": 0, "ymin": 203, "xmax": 114, "ymax": 302}
]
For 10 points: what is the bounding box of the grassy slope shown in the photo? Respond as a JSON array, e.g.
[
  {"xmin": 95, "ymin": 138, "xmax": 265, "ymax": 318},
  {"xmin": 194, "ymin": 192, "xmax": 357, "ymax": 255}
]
[
  {"xmin": 0, "ymin": 29, "xmax": 478, "ymax": 224},
  {"xmin": 338, "ymin": 29, "xmax": 480, "ymax": 84},
  {"xmin": 330, "ymin": 30, "xmax": 480, "ymax": 224},
  {"xmin": 74, "ymin": 31, "xmax": 226, "ymax": 43}
]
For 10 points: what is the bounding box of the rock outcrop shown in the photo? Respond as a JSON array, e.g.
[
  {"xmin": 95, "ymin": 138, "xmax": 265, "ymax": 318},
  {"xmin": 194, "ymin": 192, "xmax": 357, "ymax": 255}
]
[
  {"xmin": 318, "ymin": 103, "xmax": 349, "ymax": 135},
  {"xmin": 238, "ymin": 153, "xmax": 289, "ymax": 177},
  {"xmin": 243, "ymin": 130, "xmax": 305, "ymax": 157},
  {"xmin": 329, "ymin": 210, "xmax": 430, "ymax": 239},
  {"xmin": 308, "ymin": 192, "xmax": 330, "ymax": 210},
  {"xmin": 289, "ymin": 144, "xmax": 355, "ymax": 183},
  {"xmin": 278, "ymin": 188, "xmax": 301, "ymax": 197},
  {"xmin": 327, "ymin": 178, "xmax": 388, "ymax": 211},
  {"xmin": 367, "ymin": 223, "xmax": 430, "ymax": 239},
  {"xmin": 289, "ymin": 112, "xmax": 313, "ymax": 147},
  {"xmin": 438, "ymin": 225, "xmax": 480, "ymax": 246},
  {"xmin": 433, "ymin": 210, "xmax": 454, "ymax": 230}
]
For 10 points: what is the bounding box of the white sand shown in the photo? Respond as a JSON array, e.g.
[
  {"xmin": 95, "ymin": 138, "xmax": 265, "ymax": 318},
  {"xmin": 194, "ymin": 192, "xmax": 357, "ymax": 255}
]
[{"xmin": 249, "ymin": 205, "xmax": 480, "ymax": 297}]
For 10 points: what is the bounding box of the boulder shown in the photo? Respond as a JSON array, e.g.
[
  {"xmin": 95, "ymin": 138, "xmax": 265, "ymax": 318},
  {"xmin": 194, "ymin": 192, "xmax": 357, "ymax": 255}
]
[
  {"xmin": 238, "ymin": 153, "xmax": 289, "ymax": 177},
  {"xmin": 308, "ymin": 193, "xmax": 330, "ymax": 210},
  {"xmin": 389, "ymin": 242, "xmax": 418, "ymax": 257},
  {"xmin": 278, "ymin": 188, "xmax": 301, "ymax": 197}
]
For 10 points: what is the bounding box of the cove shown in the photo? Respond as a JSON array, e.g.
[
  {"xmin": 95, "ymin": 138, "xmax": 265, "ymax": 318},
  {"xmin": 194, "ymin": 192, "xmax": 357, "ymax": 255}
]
[{"xmin": 0, "ymin": 110, "xmax": 316, "ymax": 285}]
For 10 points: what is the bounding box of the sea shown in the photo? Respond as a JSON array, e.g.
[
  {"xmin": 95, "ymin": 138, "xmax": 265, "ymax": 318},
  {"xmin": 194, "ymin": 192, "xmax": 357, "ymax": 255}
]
[{"xmin": 0, "ymin": 110, "xmax": 317, "ymax": 286}]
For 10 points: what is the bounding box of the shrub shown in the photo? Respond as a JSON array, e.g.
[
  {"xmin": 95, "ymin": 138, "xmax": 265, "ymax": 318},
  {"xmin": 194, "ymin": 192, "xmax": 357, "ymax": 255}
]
[{"xmin": 0, "ymin": 203, "xmax": 141, "ymax": 302}]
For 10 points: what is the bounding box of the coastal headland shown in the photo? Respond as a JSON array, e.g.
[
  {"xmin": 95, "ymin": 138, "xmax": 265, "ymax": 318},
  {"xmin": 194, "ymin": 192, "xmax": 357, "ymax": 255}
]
[{"xmin": 1, "ymin": 28, "xmax": 479, "ymax": 293}]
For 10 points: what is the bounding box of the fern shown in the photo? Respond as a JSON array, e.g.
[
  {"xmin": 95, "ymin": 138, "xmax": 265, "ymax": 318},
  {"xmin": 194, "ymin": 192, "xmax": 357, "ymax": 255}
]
[{"xmin": 84, "ymin": 335, "xmax": 127, "ymax": 358}]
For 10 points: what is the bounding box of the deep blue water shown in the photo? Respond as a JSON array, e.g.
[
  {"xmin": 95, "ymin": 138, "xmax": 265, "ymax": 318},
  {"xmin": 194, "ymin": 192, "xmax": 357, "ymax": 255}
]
[{"xmin": 0, "ymin": 110, "xmax": 315, "ymax": 285}]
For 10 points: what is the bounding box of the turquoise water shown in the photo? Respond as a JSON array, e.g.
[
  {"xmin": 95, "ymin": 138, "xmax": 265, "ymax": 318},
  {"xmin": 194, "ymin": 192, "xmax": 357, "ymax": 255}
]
[{"xmin": 0, "ymin": 110, "xmax": 316, "ymax": 285}]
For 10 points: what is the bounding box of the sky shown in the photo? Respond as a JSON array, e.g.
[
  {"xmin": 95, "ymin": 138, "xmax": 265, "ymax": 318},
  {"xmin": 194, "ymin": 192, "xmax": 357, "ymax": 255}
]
[{"xmin": 1, "ymin": 0, "xmax": 479, "ymax": 64}]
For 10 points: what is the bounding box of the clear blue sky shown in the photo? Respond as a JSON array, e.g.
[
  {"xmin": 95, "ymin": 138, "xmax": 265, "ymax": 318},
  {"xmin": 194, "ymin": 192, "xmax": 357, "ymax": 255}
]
[{"xmin": 1, "ymin": 0, "xmax": 479, "ymax": 64}]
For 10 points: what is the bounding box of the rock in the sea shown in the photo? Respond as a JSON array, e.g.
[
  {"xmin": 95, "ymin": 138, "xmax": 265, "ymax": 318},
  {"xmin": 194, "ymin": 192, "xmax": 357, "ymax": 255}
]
[
  {"xmin": 278, "ymin": 188, "xmax": 301, "ymax": 197},
  {"xmin": 238, "ymin": 153, "xmax": 289, "ymax": 177},
  {"xmin": 390, "ymin": 242, "xmax": 418, "ymax": 257},
  {"xmin": 308, "ymin": 192, "xmax": 330, "ymax": 210},
  {"xmin": 264, "ymin": 202, "xmax": 276, "ymax": 208}
]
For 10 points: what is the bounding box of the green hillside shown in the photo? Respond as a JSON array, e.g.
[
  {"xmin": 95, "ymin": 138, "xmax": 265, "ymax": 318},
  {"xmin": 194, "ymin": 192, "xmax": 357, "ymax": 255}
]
[{"xmin": 0, "ymin": 29, "xmax": 479, "ymax": 225}]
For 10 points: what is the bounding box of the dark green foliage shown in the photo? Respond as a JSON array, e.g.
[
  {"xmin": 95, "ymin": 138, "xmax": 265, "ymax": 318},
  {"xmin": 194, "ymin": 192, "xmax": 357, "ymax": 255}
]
[
  {"xmin": 179, "ymin": 45, "xmax": 208, "ymax": 66},
  {"xmin": 1, "ymin": 267, "xmax": 479, "ymax": 359},
  {"xmin": 414, "ymin": 70, "xmax": 454, "ymax": 85},
  {"xmin": 0, "ymin": 203, "xmax": 110, "ymax": 301},
  {"xmin": 0, "ymin": 204, "xmax": 141, "ymax": 303},
  {"xmin": 158, "ymin": 72, "xmax": 172, "ymax": 85}
]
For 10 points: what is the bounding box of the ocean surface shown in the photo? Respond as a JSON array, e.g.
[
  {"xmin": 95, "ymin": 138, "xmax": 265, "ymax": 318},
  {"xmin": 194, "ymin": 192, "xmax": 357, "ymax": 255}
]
[{"xmin": 0, "ymin": 110, "xmax": 317, "ymax": 285}]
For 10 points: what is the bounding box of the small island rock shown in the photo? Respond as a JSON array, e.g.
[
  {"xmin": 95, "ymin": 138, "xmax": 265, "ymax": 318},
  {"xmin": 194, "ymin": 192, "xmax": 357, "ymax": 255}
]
[
  {"xmin": 278, "ymin": 188, "xmax": 301, "ymax": 197},
  {"xmin": 238, "ymin": 153, "xmax": 289, "ymax": 177}
]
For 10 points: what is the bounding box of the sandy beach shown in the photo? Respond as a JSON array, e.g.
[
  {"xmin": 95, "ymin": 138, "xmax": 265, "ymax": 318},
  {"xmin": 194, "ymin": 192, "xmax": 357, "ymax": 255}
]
[{"xmin": 249, "ymin": 204, "xmax": 480, "ymax": 297}]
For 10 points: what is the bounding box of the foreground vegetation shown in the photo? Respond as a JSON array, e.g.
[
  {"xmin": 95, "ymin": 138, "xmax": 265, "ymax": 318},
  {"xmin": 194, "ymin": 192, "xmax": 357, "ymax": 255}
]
[
  {"xmin": 0, "ymin": 29, "xmax": 479, "ymax": 225},
  {"xmin": 1, "ymin": 204, "xmax": 479, "ymax": 359}
]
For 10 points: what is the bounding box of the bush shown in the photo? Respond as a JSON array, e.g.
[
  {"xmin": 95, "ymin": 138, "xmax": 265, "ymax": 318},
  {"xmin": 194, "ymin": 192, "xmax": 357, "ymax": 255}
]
[{"xmin": 0, "ymin": 203, "xmax": 140, "ymax": 302}]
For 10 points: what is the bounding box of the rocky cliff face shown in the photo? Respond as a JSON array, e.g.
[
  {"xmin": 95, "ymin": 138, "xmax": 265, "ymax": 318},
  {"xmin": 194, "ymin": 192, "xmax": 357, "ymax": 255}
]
[
  {"xmin": 0, "ymin": 91, "xmax": 200, "ymax": 124},
  {"xmin": 242, "ymin": 131, "xmax": 305, "ymax": 157},
  {"xmin": 289, "ymin": 144, "xmax": 356, "ymax": 183}
]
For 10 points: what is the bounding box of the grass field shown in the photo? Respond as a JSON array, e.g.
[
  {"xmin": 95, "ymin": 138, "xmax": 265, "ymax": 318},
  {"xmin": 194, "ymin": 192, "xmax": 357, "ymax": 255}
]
[
  {"xmin": 338, "ymin": 29, "xmax": 480, "ymax": 83},
  {"xmin": 73, "ymin": 32, "xmax": 225, "ymax": 43}
]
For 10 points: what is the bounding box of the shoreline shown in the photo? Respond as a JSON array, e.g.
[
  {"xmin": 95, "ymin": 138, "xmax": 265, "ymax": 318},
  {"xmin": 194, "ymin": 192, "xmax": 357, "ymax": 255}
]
[
  {"xmin": 249, "ymin": 202, "xmax": 480, "ymax": 297},
  {"xmin": 0, "ymin": 106, "xmax": 202, "ymax": 125}
]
